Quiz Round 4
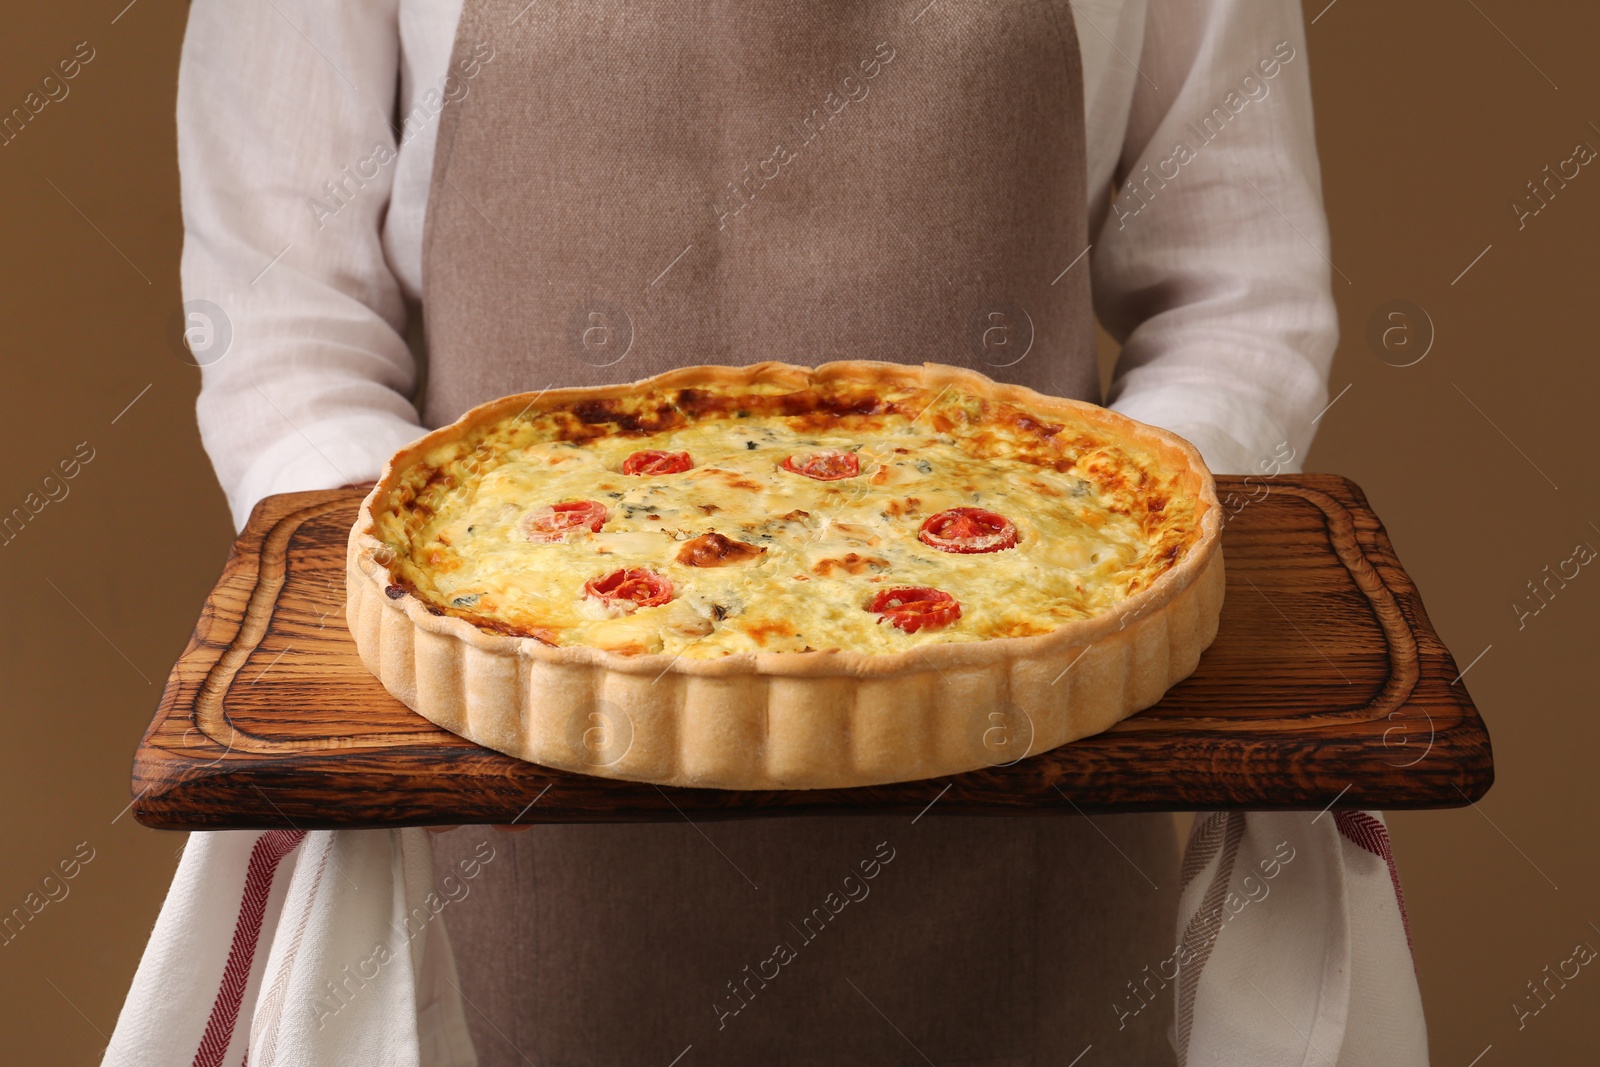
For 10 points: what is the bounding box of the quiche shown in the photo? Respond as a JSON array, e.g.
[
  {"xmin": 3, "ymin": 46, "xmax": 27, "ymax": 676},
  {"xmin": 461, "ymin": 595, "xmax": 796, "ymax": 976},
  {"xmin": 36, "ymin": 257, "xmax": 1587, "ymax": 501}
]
[{"xmin": 346, "ymin": 362, "xmax": 1223, "ymax": 789}]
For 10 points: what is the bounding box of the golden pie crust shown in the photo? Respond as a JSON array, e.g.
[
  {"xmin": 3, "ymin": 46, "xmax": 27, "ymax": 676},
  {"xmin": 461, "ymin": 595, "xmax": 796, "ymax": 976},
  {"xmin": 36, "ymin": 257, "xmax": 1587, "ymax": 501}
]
[{"xmin": 346, "ymin": 361, "xmax": 1224, "ymax": 789}]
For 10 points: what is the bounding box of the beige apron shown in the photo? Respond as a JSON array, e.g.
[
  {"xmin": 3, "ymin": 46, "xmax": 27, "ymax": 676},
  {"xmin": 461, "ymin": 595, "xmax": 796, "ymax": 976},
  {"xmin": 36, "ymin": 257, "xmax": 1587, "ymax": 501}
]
[{"xmin": 424, "ymin": 2, "xmax": 1177, "ymax": 1062}]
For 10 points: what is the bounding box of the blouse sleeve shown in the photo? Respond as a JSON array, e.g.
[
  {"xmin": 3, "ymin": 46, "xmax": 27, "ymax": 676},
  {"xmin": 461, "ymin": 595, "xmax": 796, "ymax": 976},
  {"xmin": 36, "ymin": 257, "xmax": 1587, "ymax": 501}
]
[
  {"xmin": 179, "ymin": 0, "xmax": 423, "ymax": 531},
  {"xmin": 1094, "ymin": 0, "xmax": 1338, "ymax": 476}
]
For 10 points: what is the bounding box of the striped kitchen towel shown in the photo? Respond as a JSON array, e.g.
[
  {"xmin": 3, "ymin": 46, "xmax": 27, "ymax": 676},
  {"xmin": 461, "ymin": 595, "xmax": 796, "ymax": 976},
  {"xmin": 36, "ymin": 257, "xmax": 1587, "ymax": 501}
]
[
  {"xmin": 102, "ymin": 829, "xmax": 476, "ymax": 1067},
  {"xmin": 1173, "ymin": 810, "xmax": 1428, "ymax": 1065}
]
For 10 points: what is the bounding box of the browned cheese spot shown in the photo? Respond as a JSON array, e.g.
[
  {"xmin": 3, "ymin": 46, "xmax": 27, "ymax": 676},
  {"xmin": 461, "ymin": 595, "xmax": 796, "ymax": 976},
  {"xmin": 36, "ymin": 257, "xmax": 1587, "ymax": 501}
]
[{"xmin": 676, "ymin": 532, "xmax": 767, "ymax": 567}]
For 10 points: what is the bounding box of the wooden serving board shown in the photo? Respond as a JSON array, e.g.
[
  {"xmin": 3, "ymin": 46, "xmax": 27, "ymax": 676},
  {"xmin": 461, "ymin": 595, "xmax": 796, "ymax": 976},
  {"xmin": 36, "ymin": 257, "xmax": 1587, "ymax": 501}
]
[{"xmin": 131, "ymin": 476, "xmax": 1492, "ymax": 829}]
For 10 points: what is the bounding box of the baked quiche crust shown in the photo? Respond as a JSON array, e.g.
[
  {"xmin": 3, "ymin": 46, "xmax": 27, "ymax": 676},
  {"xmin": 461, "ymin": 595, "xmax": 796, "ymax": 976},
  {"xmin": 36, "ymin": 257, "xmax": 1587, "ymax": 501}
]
[{"xmin": 347, "ymin": 361, "xmax": 1224, "ymax": 789}]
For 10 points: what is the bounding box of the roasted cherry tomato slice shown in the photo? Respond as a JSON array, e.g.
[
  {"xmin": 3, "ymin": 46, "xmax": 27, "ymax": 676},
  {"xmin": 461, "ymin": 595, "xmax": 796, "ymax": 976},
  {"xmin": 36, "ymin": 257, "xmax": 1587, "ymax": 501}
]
[
  {"xmin": 583, "ymin": 567, "xmax": 674, "ymax": 609},
  {"xmin": 523, "ymin": 500, "xmax": 608, "ymax": 542},
  {"xmin": 867, "ymin": 586, "xmax": 961, "ymax": 633},
  {"xmin": 622, "ymin": 450, "xmax": 694, "ymax": 476},
  {"xmin": 917, "ymin": 507, "xmax": 1019, "ymax": 553},
  {"xmin": 780, "ymin": 448, "xmax": 860, "ymax": 481}
]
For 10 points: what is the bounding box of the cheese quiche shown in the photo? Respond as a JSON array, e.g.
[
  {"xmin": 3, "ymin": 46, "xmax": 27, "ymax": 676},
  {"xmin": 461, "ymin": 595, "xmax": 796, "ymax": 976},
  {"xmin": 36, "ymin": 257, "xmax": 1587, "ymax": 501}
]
[{"xmin": 347, "ymin": 362, "xmax": 1224, "ymax": 790}]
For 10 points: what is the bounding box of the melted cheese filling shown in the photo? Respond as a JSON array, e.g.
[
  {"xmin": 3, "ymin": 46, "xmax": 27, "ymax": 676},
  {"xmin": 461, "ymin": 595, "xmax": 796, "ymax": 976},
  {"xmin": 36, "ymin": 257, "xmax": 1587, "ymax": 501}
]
[{"xmin": 378, "ymin": 400, "xmax": 1196, "ymax": 657}]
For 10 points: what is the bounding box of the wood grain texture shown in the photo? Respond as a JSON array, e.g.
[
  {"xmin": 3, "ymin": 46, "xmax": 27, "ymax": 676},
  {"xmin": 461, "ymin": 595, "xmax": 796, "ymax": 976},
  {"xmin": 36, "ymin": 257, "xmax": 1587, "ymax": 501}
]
[{"xmin": 131, "ymin": 475, "xmax": 1492, "ymax": 829}]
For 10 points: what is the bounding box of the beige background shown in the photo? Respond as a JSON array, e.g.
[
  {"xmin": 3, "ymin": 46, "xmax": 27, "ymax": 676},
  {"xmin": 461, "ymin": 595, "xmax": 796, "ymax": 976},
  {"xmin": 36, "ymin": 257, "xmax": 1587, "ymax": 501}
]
[{"xmin": 1, "ymin": 1, "xmax": 1596, "ymax": 1063}]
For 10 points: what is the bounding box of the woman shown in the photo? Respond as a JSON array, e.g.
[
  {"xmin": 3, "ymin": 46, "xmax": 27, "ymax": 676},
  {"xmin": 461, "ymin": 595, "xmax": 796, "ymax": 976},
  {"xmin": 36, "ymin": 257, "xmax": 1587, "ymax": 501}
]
[{"xmin": 138, "ymin": 1, "xmax": 1376, "ymax": 1064}]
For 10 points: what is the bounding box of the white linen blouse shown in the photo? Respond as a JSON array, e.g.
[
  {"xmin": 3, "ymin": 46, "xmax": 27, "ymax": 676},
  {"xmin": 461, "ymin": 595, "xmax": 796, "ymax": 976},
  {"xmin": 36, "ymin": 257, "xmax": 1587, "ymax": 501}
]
[{"xmin": 177, "ymin": 0, "xmax": 1336, "ymax": 529}]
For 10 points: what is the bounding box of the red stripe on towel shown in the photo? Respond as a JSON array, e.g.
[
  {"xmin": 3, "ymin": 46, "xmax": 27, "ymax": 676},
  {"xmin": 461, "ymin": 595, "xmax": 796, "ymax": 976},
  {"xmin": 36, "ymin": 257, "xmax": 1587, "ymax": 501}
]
[
  {"xmin": 1335, "ymin": 811, "xmax": 1411, "ymax": 952},
  {"xmin": 191, "ymin": 830, "xmax": 306, "ymax": 1067}
]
